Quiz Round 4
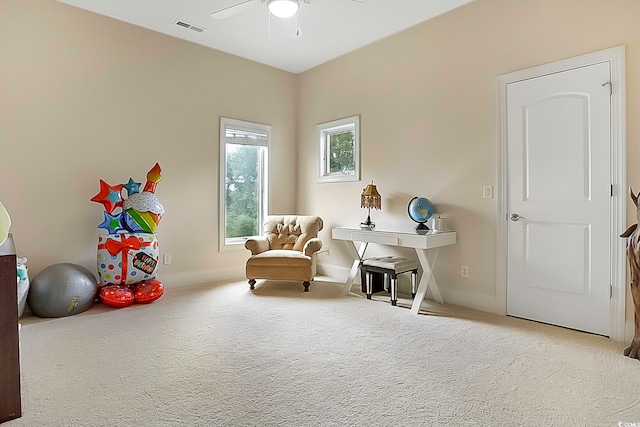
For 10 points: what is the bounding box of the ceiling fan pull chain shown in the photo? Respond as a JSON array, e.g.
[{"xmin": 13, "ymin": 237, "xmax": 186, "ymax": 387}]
[{"xmin": 267, "ymin": 10, "xmax": 271, "ymax": 41}]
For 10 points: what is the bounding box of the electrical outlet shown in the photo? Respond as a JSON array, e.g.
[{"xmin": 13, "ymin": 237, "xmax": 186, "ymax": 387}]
[
  {"xmin": 325, "ymin": 246, "xmax": 330, "ymax": 255},
  {"xmin": 163, "ymin": 253, "xmax": 172, "ymax": 265},
  {"xmin": 460, "ymin": 265, "xmax": 469, "ymax": 278}
]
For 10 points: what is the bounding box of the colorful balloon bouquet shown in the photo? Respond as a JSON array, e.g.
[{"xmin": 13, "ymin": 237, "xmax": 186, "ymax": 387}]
[{"xmin": 90, "ymin": 163, "xmax": 165, "ymax": 308}]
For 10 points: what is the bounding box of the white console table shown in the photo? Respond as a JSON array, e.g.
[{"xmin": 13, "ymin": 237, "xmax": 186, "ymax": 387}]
[{"xmin": 331, "ymin": 227, "xmax": 456, "ymax": 315}]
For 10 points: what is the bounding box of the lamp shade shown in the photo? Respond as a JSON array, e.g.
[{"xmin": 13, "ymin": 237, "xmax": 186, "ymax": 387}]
[
  {"xmin": 361, "ymin": 183, "xmax": 381, "ymax": 210},
  {"xmin": 267, "ymin": 0, "xmax": 299, "ymax": 18}
]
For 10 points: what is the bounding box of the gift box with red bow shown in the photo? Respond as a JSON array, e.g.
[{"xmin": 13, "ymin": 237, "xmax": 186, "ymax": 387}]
[{"xmin": 97, "ymin": 232, "xmax": 159, "ymax": 286}]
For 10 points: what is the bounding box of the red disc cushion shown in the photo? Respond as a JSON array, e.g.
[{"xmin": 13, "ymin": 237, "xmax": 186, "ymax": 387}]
[
  {"xmin": 133, "ymin": 279, "xmax": 164, "ymax": 304},
  {"xmin": 99, "ymin": 284, "xmax": 134, "ymax": 308}
]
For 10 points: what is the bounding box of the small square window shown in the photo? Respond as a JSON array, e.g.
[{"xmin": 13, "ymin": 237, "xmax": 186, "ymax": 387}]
[{"xmin": 317, "ymin": 115, "xmax": 360, "ymax": 183}]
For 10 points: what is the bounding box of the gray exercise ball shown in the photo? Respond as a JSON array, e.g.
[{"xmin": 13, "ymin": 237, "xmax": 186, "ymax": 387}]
[{"xmin": 27, "ymin": 263, "xmax": 98, "ymax": 318}]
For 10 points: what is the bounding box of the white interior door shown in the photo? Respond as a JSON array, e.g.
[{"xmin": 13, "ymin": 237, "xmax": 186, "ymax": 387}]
[{"xmin": 506, "ymin": 62, "xmax": 611, "ymax": 336}]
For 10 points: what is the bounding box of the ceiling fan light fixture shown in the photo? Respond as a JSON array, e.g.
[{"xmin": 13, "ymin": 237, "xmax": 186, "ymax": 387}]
[{"xmin": 267, "ymin": 0, "xmax": 299, "ymax": 19}]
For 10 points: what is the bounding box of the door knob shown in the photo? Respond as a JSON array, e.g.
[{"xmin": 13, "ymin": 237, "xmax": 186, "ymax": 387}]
[{"xmin": 510, "ymin": 213, "xmax": 525, "ymax": 221}]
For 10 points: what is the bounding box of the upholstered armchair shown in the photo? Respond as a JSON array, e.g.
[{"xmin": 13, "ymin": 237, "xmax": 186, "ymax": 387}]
[{"xmin": 245, "ymin": 215, "xmax": 323, "ymax": 292}]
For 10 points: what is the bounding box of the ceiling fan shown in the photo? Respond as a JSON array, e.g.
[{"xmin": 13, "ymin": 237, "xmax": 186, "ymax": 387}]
[
  {"xmin": 211, "ymin": 0, "xmax": 364, "ymax": 39},
  {"xmin": 211, "ymin": 0, "xmax": 306, "ymax": 20}
]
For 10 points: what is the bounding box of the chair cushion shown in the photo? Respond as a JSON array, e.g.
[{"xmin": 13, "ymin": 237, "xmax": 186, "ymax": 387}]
[
  {"xmin": 363, "ymin": 256, "xmax": 418, "ymax": 273},
  {"xmin": 263, "ymin": 216, "xmax": 323, "ymax": 251},
  {"xmin": 246, "ymin": 249, "xmax": 311, "ymax": 267}
]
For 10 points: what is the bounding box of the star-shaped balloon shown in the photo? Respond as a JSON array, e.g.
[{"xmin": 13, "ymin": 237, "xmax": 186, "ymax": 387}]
[
  {"xmin": 123, "ymin": 178, "xmax": 141, "ymax": 197},
  {"xmin": 97, "ymin": 211, "xmax": 126, "ymax": 234},
  {"xmin": 91, "ymin": 180, "xmax": 124, "ymax": 214}
]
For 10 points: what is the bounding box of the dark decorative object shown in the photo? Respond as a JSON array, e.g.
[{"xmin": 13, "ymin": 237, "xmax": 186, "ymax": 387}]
[{"xmin": 620, "ymin": 187, "xmax": 640, "ymax": 360}]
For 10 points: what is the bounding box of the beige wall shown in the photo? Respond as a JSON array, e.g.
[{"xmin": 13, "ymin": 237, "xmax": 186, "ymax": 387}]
[
  {"xmin": 0, "ymin": 0, "xmax": 298, "ymax": 284},
  {"xmin": 299, "ymin": 0, "xmax": 640, "ymax": 316}
]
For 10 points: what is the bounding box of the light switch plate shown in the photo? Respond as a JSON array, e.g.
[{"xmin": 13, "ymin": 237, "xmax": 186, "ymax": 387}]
[{"xmin": 482, "ymin": 185, "xmax": 493, "ymax": 199}]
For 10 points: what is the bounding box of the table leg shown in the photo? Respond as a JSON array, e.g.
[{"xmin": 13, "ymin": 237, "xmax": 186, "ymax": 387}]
[
  {"xmin": 410, "ymin": 247, "xmax": 443, "ymax": 315},
  {"xmin": 343, "ymin": 241, "xmax": 368, "ymax": 295}
]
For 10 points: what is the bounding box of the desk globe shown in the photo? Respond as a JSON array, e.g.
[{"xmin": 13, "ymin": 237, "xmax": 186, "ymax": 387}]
[{"xmin": 408, "ymin": 196, "xmax": 435, "ymax": 234}]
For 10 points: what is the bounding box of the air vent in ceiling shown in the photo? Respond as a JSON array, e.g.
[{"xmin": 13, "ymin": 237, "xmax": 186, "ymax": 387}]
[{"xmin": 175, "ymin": 20, "xmax": 206, "ymax": 33}]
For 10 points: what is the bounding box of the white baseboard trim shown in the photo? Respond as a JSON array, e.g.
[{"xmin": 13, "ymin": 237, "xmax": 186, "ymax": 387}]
[
  {"xmin": 158, "ymin": 267, "xmax": 245, "ymax": 288},
  {"xmin": 317, "ymin": 262, "xmax": 350, "ymax": 283},
  {"xmin": 160, "ymin": 263, "xmax": 348, "ymax": 290},
  {"xmin": 438, "ymin": 286, "xmax": 497, "ymax": 314}
]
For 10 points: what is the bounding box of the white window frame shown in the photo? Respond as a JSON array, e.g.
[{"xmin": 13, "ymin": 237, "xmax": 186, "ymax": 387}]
[
  {"xmin": 317, "ymin": 115, "xmax": 360, "ymax": 183},
  {"xmin": 219, "ymin": 117, "xmax": 271, "ymax": 251}
]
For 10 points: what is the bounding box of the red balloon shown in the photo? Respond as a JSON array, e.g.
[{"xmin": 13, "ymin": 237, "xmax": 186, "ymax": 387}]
[
  {"xmin": 99, "ymin": 284, "xmax": 134, "ymax": 308},
  {"xmin": 133, "ymin": 279, "xmax": 164, "ymax": 304},
  {"xmin": 90, "ymin": 180, "xmax": 124, "ymax": 214}
]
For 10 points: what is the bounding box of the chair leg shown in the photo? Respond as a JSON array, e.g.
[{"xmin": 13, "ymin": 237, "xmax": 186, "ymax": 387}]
[
  {"xmin": 303, "ymin": 281, "xmax": 310, "ymax": 292},
  {"xmin": 249, "ymin": 279, "xmax": 256, "ymax": 290},
  {"xmin": 390, "ymin": 275, "xmax": 398, "ymax": 306},
  {"xmin": 411, "ymin": 270, "xmax": 418, "ymax": 298},
  {"xmin": 365, "ymin": 272, "xmax": 373, "ymax": 299}
]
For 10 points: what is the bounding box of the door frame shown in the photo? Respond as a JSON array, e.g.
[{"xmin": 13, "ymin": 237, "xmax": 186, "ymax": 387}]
[{"xmin": 496, "ymin": 46, "xmax": 627, "ymax": 341}]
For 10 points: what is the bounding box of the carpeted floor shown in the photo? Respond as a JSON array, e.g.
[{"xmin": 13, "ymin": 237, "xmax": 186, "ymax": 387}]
[{"xmin": 7, "ymin": 277, "xmax": 640, "ymax": 426}]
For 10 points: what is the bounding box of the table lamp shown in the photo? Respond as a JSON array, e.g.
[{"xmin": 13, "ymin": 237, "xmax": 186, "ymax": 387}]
[{"xmin": 360, "ymin": 182, "xmax": 381, "ymax": 230}]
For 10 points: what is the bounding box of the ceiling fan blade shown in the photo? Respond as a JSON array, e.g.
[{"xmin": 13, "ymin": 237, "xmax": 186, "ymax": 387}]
[{"xmin": 211, "ymin": 0, "xmax": 256, "ymax": 19}]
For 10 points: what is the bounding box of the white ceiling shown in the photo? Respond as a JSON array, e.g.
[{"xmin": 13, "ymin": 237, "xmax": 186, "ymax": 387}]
[{"xmin": 56, "ymin": 0, "xmax": 473, "ymax": 74}]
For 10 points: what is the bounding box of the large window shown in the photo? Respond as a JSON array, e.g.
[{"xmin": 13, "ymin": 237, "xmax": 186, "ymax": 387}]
[{"xmin": 219, "ymin": 117, "xmax": 270, "ymax": 251}]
